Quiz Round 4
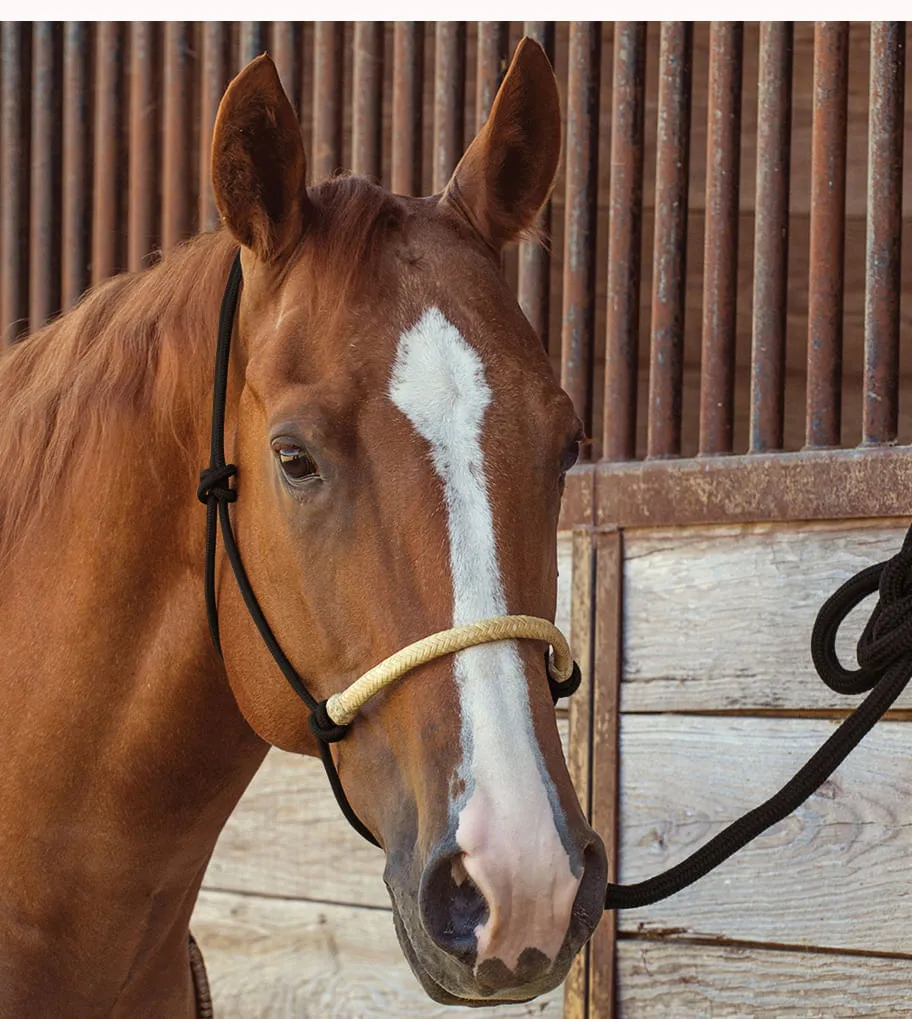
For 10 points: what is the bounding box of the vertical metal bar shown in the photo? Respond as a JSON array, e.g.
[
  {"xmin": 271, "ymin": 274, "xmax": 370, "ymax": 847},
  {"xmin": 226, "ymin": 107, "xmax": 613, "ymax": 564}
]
[
  {"xmin": 62, "ymin": 22, "xmax": 91, "ymax": 311},
  {"xmin": 603, "ymin": 23, "xmax": 647, "ymax": 462},
  {"xmin": 863, "ymin": 22, "xmax": 905, "ymax": 446},
  {"xmin": 199, "ymin": 23, "xmax": 229, "ymax": 235},
  {"xmin": 560, "ymin": 23, "xmax": 601, "ymax": 448},
  {"xmin": 92, "ymin": 22, "xmax": 123, "ymax": 285},
  {"xmin": 433, "ymin": 22, "xmax": 466, "ymax": 193},
  {"xmin": 391, "ymin": 22, "xmax": 424, "ymax": 195},
  {"xmin": 238, "ymin": 22, "xmax": 267, "ymax": 68},
  {"xmin": 518, "ymin": 21, "xmax": 555, "ymax": 350},
  {"xmin": 162, "ymin": 22, "xmax": 192, "ymax": 253},
  {"xmin": 1, "ymin": 22, "xmax": 29, "ymax": 342},
  {"xmin": 128, "ymin": 23, "xmax": 157, "ymax": 272},
  {"xmin": 30, "ymin": 22, "xmax": 61, "ymax": 332},
  {"xmin": 271, "ymin": 22, "xmax": 300, "ymax": 115},
  {"xmin": 805, "ymin": 22, "xmax": 849, "ymax": 449},
  {"xmin": 352, "ymin": 22, "xmax": 384, "ymax": 180},
  {"xmin": 313, "ymin": 22, "xmax": 344, "ymax": 182},
  {"xmin": 476, "ymin": 22, "xmax": 508, "ymax": 131},
  {"xmin": 647, "ymin": 23, "xmax": 693, "ymax": 459},
  {"xmin": 698, "ymin": 22, "xmax": 743, "ymax": 456},
  {"xmin": 299, "ymin": 22, "xmax": 313, "ymax": 130},
  {"xmin": 750, "ymin": 23, "xmax": 793, "ymax": 453}
]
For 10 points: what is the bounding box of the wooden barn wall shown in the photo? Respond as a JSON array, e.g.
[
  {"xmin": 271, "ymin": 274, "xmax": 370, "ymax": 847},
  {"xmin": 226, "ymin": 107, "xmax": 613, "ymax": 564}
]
[{"xmin": 604, "ymin": 517, "xmax": 912, "ymax": 1017}]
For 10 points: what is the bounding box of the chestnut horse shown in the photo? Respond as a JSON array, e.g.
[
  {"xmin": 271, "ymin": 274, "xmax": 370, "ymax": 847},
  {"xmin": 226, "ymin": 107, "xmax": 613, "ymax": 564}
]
[{"xmin": 0, "ymin": 40, "xmax": 607, "ymax": 1015}]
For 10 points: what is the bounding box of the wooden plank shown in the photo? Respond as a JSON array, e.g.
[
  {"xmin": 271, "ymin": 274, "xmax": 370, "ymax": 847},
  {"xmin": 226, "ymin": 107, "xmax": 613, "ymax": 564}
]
[
  {"xmin": 597, "ymin": 451, "xmax": 912, "ymax": 528},
  {"xmin": 205, "ymin": 717, "xmax": 573, "ymax": 906},
  {"xmin": 556, "ymin": 530, "xmax": 573, "ymax": 639},
  {"xmin": 622, "ymin": 519, "xmax": 912, "ymax": 712},
  {"xmin": 192, "ymin": 890, "xmax": 564, "ymax": 1017},
  {"xmin": 589, "ymin": 528, "xmax": 622, "ymax": 1019},
  {"xmin": 615, "ymin": 714, "xmax": 912, "ymax": 954},
  {"xmin": 617, "ymin": 939, "xmax": 912, "ymax": 1017},
  {"xmin": 564, "ymin": 528, "xmax": 596, "ymax": 1019}
]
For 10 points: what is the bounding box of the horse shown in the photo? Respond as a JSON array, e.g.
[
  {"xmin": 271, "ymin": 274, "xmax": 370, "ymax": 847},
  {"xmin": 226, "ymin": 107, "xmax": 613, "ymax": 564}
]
[{"xmin": 0, "ymin": 38, "xmax": 608, "ymax": 1014}]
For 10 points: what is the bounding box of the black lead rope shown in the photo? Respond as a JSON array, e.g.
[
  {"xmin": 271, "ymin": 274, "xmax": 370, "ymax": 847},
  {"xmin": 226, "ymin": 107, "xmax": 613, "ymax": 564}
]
[
  {"xmin": 199, "ymin": 253, "xmax": 912, "ymax": 911},
  {"xmin": 197, "ymin": 252, "xmax": 579, "ymax": 853}
]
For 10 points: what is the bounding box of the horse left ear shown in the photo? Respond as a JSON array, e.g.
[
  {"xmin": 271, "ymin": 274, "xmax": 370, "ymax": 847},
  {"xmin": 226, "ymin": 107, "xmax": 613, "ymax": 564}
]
[
  {"xmin": 442, "ymin": 38, "xmax": 561, "ymax": 252},
  {"xmin": 211, "ymin": 54, "xmax": 309, "ymax": 262}
]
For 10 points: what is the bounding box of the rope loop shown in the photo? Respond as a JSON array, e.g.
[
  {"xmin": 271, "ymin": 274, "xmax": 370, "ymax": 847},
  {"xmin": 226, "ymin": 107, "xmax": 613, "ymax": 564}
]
[
  {"xmin": 812, "ymin": 537, "xmax": 912, "ymax": 697},
  {"xmin": 548, "ymin": 655, "xmax": 582, "ymax": 702},
  {"xmin": 197, "ymin": 464, "xmax": 237, "ymax": 504}
]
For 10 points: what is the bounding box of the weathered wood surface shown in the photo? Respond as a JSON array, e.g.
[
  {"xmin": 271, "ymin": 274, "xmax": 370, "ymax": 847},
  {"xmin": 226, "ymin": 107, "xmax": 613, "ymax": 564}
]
[
  {"xmin": 616, "ymin": 940, "xmax": 912, "ymax": 1017},
  {"xmin": 556, "ymin": 531, "xmax": 573, "ymax": 641},
  {"xmin": 622, "ymin": 520, "xmax": 912, "ymax": 712},
  {"xmin": 203, "ymin": 718, "xmax": 572, "ymax": 907},
  {"xmin": 193, "ymin": 890, "xmax": 564, "ymax": 1018},
  {"xmin": 616, "ymin": 714, "xmax": 912, "ymax": 953},
  {"xmin": 564, "ymin": 528, "xmax": 596, "ymax": 1019}
]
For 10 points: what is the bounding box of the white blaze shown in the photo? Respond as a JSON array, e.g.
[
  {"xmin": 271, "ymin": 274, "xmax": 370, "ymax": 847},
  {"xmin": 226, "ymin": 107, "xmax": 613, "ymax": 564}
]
[{"xmin": 389, "ymin": 307, "xmax": 579, "ymax": 973}]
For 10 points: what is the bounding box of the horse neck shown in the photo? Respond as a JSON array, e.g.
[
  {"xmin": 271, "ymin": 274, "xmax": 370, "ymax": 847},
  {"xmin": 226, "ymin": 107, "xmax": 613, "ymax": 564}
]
[{"xmin": 0, "ymin": 233, "xmax": 267, "ymax": 1010}]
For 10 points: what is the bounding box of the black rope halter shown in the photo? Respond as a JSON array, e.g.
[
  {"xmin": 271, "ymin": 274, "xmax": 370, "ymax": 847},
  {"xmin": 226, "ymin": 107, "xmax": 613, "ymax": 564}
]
[
  {"xmin": 197, "ymin": 251, "xmax": 581, "ymax": 850},
  {"xmin": 200, "ymin": 252, "xmax": 912, "ymax": 912}
]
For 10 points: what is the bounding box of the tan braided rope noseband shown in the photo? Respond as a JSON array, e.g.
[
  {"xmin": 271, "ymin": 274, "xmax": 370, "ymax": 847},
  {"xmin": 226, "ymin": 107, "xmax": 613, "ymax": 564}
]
[{"xmin": 325, "ymin": 615, "xmax": 573, "ymax": 726}]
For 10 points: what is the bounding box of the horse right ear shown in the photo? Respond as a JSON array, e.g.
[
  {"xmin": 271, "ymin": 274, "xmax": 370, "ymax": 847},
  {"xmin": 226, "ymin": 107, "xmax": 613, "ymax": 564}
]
[{"xmin": 211, "ymin": 54, "xmax": 310, "ymax": 262}]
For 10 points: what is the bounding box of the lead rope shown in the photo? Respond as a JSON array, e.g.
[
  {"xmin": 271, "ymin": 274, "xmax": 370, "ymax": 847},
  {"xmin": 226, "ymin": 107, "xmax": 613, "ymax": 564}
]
[{"xmin": 197, "ymin": 252, "xmax": 580, "ymax": 851}]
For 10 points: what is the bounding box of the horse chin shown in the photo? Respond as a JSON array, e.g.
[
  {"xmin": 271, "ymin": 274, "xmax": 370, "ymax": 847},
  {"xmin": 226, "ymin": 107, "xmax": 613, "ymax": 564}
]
[{"xmin": 388, "ymin": 895, "xmax": 569, "ymax": 1007}]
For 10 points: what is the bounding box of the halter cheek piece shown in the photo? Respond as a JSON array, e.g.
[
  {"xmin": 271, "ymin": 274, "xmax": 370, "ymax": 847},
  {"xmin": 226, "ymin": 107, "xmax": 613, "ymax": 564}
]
[
  {"xmin": 197, "ymin": 252, "xmax": 580, "ymax": 849},
  {"xmin": 201, "ymin": 250, "xmax": 912, "ymax": 910}
]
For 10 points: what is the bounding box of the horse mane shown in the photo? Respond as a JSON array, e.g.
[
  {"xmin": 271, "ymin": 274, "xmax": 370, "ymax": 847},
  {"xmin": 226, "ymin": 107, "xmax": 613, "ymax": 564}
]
[
  {"xmin": 0, "ymin": 176, "xmax": 405, "ymax": 567},
  {"xmin": 0, "ymin": 230, "xmax": 237, "ymax": 566}
]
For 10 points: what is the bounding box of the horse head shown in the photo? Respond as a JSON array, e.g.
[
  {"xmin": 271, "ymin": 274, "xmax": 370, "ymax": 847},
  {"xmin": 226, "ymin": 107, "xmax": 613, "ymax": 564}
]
[{"xmin": 208, "ymin": 39, "xmax": 608, "ymax": 1005}]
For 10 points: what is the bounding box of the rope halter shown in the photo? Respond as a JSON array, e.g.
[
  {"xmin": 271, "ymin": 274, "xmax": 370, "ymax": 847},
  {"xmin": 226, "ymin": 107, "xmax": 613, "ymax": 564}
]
[{"xmin": 324, "ymin": 614, "xmax": 575, "ymax": 726}]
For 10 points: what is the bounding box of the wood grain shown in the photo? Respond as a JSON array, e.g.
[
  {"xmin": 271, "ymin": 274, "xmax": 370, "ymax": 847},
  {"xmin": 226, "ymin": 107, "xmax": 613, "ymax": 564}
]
[
  {"xmin": 590, "ymin": 529, "xmax": 623, "ymax": 1019},
  {"xmin": 617, "ymin": 939, "xmax": 912, "ymax": 1017},
  {"xmin": 622, "ymin": 519, "xmax": 912, "ymax": 712},
  {"xmin": 192, "ymin": 889, "xmax": 565, "ymax": 1018},
  {"xmin": 615, "ymin": 714, "xmax": 912, "ymax": 954},
  {"xmin": 564, "ymin": 528, "xmax": 596, "ymax": 1019}
]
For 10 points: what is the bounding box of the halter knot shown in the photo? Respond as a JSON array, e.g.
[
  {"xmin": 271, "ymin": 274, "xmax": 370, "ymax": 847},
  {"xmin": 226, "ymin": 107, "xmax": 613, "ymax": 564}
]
[
  {"xmin": 308, "ymin": 700, "xmax": 349, "ymax": 744},
  {"xmin": 548, "ymin": 656, "xmax": 582, "ymax": 703},
  {"xmin": 197, "ymin": 464, "xmax": 237, "ymax": 505}
]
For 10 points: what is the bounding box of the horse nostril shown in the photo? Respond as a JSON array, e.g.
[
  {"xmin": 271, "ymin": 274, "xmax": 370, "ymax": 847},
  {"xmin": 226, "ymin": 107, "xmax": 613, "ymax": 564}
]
[
  {"xmin": 571, "ymin": 839, "xmax": 609, "ymax": 941},
  {"xmin": 419, "ymin": 852, "xmax": 489, "ymax": 964}
]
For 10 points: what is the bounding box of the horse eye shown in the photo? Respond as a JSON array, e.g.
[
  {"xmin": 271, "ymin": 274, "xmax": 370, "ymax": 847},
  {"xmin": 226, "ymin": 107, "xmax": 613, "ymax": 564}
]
[
  {"xmin": 560, "ymin": 436, "xmax": 582, "ymax": 476},
  {"xmin": 276, "ymin": 445, "xmax": 319, "ymax": 483}
]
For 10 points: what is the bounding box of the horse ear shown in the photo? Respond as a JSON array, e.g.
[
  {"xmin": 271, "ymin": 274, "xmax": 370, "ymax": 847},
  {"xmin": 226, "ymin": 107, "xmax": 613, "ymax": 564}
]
[
  {"xmin": 442, "ymin": 38, "xmax": 561, "ymax": 252},
  {"xmin": 211, "ymin": 54, "xmax": 309, "ymax": 262}
]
